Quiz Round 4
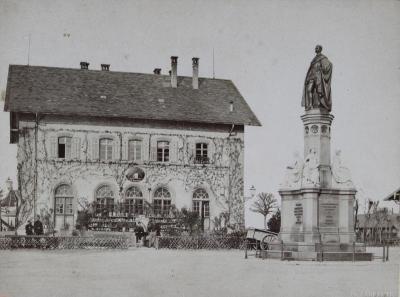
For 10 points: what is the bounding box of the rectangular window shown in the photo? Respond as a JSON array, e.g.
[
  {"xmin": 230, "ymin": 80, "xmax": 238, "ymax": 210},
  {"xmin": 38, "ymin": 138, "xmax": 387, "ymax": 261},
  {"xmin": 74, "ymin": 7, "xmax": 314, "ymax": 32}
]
[
  {"xmin": 195, "ymin": 143, "xmax": 209, "ymax": 164},
  {"xmin": 125, "ymin": 199, "xmax": 144, "ymax": 215},
  {"xmin": 125, "ymin": 199, "xmax": 135, "ymax": 214},
  {"xmin": 157, "ymin": 141, "xmax": 169, "ymax": 162},
  {"xmin": 135, "ymin": 199, "xmax": 144, "ymax": 215},
  {"xmin": 65, "ymin": 198, "xmax": 73, "ymax": 214},
  {"xmin": 128, "ymin": 140, "xmax": 142, "ymax": 161},
  {"xmin": 162, "ymin": 200, "xmax": 171, "ymax": 215},
  {"xmin": 96, "ymin": 198, "xmax": 115, "ymax": 215},
  {"xmin": 55, "ymin": 197, "xmax": 74, "ymax": 215},
  {"xmin": 193, "ymin": 200, "xmax": 201, "ymax": 216},
  {"xmin": 154, "ymin": 199, "xmax": 162, "ymax": 215},
  {"xmin": 56, "ymin": 198, "xmax": 64, "ymax": 214},
  {"xmin": 99, "ymin": 138, "xmax": 113, "ymax": 161},
  {"xmin": 203, "ymin": 201, "xmax": 210, "ymax": 218},
  {"xmin": 58, "ymin": 137, "xmax": 72, "ymax": 159}
]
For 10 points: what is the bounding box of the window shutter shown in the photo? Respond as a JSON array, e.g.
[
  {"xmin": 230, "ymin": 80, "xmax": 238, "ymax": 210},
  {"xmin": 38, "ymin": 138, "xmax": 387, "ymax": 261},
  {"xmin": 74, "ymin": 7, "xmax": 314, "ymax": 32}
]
[
  {"xmin": 169, "ymin": 140, "xmax": 177, "ymax": 163},
  {"xmin": 49, "ymin": 136, "xmax": 57, "ymax": 159},
  {"xmin": 71, "ymin": 137, "xmax": 81, "ymax": 160},
  {"xmin": 150, "ymin": 144, "xmax": 157, "ymax": 161},
  {"xmin": 92, "ymin": 137, "xmax": 99, "ymax": 160},
  {"xmin": 113, "ymin": 138, "xmax": 120, "ymax": 161},
  {"xmin": 207, "ymin": 141, "xmax": 214, "ymax": 164},
  {"xmin": 122, "ymin": 139, "xmax": 128, "ymax": 160},
  {"xmin": 189, "ymin": 141, "xmax": 196, "ymax": 163}
]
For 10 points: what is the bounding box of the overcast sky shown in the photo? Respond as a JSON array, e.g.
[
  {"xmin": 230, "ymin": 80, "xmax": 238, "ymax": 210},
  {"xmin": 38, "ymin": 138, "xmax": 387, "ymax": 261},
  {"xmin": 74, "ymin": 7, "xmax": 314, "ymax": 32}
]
[{"xmin": 0, "ymin": 0, "xmax": 399, "ymax": 227}]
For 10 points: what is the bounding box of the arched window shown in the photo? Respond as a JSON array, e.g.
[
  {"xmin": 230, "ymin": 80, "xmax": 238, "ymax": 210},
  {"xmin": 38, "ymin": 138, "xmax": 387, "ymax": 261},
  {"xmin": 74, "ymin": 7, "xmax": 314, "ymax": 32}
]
[
  {"xmin": 153, "ymin": 187, "xmax": 171, "ymax": 216},
  {"xmin": 58, "ymin": 136, "xmax": 72, "ymax": 159},
  {"xmin": 125, "ymin": 186, "xmax": 143, "ymax": 215},
  {"xmin": 95, "ymin": 185, "xmax": 115, "ymax": 216},
  {"xmin": 54, "ymin": 184, "xmax": 74, "ymax": 228},
  {"xmin": 99, "ymin": 138, "xmax": 113, "ymax": 161},
  {"xmin": 128, "ymin": 140, "xmax": 142, "ymax": 161},
  {"xmin": 193, "ymin": 188, "xmax": 210, "ymax": 218}
]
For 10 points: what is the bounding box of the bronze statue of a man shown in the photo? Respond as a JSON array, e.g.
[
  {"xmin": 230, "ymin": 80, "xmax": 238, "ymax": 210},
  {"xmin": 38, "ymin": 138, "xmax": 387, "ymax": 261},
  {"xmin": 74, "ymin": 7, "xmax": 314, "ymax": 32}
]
[{"xmin": 302, "ymin": 45, "xmax": 332, "ymax": 112}]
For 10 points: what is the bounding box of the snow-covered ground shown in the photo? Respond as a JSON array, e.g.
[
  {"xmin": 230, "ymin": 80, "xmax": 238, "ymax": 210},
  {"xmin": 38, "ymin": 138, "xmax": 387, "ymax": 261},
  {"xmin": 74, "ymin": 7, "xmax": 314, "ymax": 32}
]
[{"xmin": 0, "ymin": 247, "xmax": 398, "ymax": 297}]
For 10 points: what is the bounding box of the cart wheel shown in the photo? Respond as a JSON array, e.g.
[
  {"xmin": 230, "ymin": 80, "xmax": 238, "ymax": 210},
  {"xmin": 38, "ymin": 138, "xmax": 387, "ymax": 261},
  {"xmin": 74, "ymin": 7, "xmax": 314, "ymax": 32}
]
[{"xmin": 260, "ymin": 234, "xmax": 277, "ymax": 250}]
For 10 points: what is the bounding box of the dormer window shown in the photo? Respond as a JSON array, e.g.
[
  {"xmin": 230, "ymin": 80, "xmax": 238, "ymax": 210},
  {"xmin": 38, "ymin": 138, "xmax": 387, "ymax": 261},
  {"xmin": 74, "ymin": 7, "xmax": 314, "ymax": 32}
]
[{"xmin": 58, "ymin": 137, "xmax": 72, "ymax": 159}]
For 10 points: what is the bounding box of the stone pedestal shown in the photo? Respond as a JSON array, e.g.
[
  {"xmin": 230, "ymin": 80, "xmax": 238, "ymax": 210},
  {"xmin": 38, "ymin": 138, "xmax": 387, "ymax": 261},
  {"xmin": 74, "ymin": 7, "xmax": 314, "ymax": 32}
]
[{"xmin": 279, "ymin": 109, "xmax": 361, "ymax": 257}]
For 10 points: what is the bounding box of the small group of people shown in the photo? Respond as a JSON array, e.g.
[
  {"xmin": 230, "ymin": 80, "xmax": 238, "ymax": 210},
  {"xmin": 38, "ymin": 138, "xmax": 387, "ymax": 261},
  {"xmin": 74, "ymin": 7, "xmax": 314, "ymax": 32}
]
[
  {"xmin": 25, "ymin": 215, "xmax": 44, "ymax": 236},
  {"xmin": 133, "ymin": 220, "xmax": 161, "ymax": 247}
]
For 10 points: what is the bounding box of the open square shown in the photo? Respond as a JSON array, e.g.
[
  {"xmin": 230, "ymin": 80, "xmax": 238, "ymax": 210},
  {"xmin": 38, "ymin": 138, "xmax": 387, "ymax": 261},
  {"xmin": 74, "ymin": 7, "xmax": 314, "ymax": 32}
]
[{"xmin": 0, "ymin": 248, "xmax": 398, "ymax": 297}]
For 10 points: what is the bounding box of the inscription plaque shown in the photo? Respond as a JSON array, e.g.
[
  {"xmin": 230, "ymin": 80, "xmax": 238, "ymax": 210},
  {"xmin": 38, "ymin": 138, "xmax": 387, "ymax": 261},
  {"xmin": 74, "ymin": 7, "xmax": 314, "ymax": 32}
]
[
  {"xmin": 319, "ymin": 202, "xmax": 338, "ymax": 227},
  {"xmin": 294, "ymin": 203, "xmax": 303, "ymax": 224}
]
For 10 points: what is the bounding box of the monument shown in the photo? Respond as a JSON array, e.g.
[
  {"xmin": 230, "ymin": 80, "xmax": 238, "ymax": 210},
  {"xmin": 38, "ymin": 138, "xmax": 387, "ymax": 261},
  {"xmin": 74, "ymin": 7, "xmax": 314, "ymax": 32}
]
[{"xmin": 278, "ymin": 45, "xmax": 371, "ymax": 260}]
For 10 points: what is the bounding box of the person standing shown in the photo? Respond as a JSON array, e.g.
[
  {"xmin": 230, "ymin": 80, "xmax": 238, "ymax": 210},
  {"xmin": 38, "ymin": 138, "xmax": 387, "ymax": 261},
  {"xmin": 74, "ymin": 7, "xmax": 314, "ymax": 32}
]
[{"xmin": 33, "ymin": 215, "xmax": 44, "ymax": 235}]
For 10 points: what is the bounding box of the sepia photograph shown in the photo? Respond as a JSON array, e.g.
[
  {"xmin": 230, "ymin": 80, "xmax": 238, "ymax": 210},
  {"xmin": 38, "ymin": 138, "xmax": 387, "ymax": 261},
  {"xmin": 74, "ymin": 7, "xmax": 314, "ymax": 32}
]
[{"xmin": 0, "ymin": 1, "xmax": 399, "ymax": 296}]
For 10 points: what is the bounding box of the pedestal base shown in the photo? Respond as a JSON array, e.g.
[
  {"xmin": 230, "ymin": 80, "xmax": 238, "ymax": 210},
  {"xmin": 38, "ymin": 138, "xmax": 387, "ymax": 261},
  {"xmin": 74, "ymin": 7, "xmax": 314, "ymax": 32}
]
[{"xmin": 261, "ymin": 242, "xmax": 372, "ymax": 261}]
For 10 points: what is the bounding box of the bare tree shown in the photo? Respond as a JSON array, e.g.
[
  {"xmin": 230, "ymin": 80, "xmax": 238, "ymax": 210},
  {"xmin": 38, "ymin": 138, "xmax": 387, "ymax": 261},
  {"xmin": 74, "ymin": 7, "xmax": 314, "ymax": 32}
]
[{"xmin": 250, "ymin": 192, "xmax": 277, "ymax": 230}]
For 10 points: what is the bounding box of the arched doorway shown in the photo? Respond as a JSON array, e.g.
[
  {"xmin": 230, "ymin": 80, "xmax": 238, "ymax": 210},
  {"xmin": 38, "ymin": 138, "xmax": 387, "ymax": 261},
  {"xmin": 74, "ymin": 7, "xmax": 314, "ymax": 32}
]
[
  {"xmin": 193, "ymin": 188, "xmax": 210, "ymax": 230},
  {"xmin": 54, "ymin": 184, "xmax": 74, "ymax": 229}
]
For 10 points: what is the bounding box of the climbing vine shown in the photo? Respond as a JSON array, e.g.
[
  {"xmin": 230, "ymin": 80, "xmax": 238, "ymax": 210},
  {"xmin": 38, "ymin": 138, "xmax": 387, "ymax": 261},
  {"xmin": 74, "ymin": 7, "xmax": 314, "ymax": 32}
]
[{"xmin": 17, "ymin": 123, "xmax": 245, "ymax": 229}]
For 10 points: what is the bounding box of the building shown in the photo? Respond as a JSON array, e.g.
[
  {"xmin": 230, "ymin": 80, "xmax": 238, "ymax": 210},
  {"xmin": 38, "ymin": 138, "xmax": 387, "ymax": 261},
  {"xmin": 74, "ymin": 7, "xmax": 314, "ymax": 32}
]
[
  {"xmin": 356, "ymin": 212, "xmax": 400, "ymax": 243},
  {"xmin": 4, "ymin": 57, "xmax": 260, "ymax": 232}
]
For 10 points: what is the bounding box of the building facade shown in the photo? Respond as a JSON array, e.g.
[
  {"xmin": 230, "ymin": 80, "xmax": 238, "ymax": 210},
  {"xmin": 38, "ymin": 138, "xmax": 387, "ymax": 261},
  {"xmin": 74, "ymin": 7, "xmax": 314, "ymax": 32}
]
[{"xmin": 4, "ymin": 57, "xmax": 260, "ymax": 232}]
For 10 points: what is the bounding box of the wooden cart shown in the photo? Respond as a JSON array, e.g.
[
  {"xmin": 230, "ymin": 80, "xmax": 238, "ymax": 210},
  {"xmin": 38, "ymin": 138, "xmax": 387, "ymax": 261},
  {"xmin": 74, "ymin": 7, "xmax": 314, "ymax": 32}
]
[{"xmin": 245, "ymin": 228, "xmax": 278, "ymax": 251}]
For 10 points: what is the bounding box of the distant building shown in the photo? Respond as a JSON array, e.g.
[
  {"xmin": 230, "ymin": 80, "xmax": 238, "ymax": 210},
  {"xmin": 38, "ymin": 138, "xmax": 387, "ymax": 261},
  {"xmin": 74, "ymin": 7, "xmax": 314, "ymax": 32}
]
[
  {"xmin": 383, "ymin": 187, "xmax": 400, "ymax": 212},
  {"xmin": 0, "ymin": 191, "xmax": 17, "ymax": 230},
  {"xmin": 4, "ymin": 57, "xmax": 260, "ymax": 232},
  {"xmin": 356, "ymin": 212, "xmax": 400, "ymax": 243}
]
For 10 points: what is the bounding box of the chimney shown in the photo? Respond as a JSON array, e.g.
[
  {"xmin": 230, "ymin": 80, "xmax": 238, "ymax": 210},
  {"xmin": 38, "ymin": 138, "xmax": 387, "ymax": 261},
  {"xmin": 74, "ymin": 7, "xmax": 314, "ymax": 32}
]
[
  {"xmin": 170, "ymin": 56, "xmax": 178, "ymax": 88},
  {"xmin": 80, "ymin": 61, "xmax": 89, "ymax": 70},
  {"xmin": 192, "ymin": 57, "xmax": 199, "ymax": 89},
  {"xmin": 101, "ymin": 64, "xmax": 110, "ymax": 71},
  {"xmin": 153, "ymin": 68, "xmax": 161, "ymax": 75}
]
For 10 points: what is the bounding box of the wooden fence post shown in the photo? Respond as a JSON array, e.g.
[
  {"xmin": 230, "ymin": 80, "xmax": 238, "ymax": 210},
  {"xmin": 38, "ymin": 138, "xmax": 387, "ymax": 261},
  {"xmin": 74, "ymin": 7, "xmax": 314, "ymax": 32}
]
[{"xmin": 386, "ymin": 244, "xmax": 389, "ymax": 261}]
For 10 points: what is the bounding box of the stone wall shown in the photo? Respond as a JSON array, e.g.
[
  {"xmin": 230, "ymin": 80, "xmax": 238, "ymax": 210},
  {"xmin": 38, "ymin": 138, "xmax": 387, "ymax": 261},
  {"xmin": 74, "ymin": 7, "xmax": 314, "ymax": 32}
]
[{"xmin": 16, "ymin": 116, "xmax": 245, "ymax": 230}]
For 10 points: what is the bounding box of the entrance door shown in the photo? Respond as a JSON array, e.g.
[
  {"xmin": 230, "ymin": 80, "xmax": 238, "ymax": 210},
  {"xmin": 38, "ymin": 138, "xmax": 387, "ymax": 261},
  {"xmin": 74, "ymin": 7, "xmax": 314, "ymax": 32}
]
[{"xmin": 54, "ymin": 185, "xmax": 74, "ymax": 230}]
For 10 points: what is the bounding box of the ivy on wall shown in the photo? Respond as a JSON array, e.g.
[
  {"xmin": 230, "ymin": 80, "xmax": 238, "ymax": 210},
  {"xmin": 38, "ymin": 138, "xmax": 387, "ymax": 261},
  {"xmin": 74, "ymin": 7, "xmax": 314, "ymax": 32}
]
[{"xmin": 17, "ymin": 124, "xmax": 245, "ymax": 229}]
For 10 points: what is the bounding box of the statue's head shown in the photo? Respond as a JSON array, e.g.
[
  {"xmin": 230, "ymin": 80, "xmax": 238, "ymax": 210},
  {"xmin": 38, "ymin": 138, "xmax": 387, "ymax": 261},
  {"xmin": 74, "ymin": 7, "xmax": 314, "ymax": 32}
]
[{"xmin": 315, "ymin": 45, "xmax": 323, "ymax": 54}]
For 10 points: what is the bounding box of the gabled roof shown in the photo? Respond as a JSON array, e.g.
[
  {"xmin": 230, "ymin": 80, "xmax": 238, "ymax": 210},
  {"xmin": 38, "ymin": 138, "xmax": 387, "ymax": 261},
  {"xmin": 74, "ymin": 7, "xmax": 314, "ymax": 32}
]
[
  {"xmin": 4, "ymin": 65, "xmax": 261, "ymax": 126},
  {"xmin": 383, "ymin": 187, "xmax": 400, "ymax": 202}
]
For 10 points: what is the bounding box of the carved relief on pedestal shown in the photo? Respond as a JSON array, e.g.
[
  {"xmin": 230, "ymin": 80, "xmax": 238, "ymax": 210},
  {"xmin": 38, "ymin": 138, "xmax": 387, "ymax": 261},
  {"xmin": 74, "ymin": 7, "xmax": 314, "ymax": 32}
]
[
  {"xmin": 281, "ymin": 148, "xmax": 321, "ymax": 189},
  {"xmin": 302, "ymin": 148, "xmax": 320, "ymax": 187},
  {"xmin": 331, "ymin": 149, "xmax": 354, "ymax": 188},
  {"xmin": 281, "ymin": 151, "xmax": 304, "ymax": 189}
]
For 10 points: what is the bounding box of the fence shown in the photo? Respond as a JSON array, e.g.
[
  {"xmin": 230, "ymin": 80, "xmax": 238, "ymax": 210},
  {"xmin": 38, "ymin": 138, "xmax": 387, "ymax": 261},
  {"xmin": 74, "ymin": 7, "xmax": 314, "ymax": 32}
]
[
  {"xmin": 245, "ymin": 241, "xmax": 389, "ymax": 262},
  {"xmin": 155, "ymin": 235, "xmax": 246, "ymax": 250},
  {"xmin": 0, "ymin": 235, "xmax": 134, "ymax": 250}
]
